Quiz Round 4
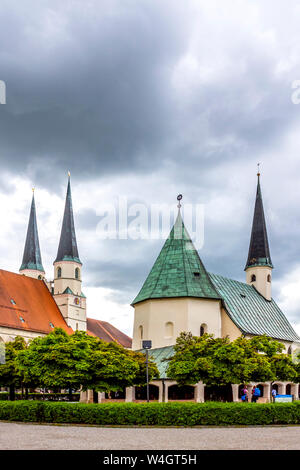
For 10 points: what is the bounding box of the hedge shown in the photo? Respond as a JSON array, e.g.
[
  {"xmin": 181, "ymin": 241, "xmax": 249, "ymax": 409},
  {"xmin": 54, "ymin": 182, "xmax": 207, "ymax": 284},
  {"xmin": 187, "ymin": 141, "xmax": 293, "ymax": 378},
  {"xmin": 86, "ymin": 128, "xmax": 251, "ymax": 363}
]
[
  {"xmin": 0, "ymin": 393, "xmax": 80, "ymax": 402},
  {"xmin": 0, "ymin": 401, "xmax": 299, "ymax": 426}
]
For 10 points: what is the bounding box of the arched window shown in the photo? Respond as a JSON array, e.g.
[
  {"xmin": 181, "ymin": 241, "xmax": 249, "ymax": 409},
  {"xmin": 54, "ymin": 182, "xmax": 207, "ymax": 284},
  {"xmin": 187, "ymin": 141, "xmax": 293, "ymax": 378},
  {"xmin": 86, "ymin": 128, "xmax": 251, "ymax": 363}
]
[
  {"xmin": 57, "ymin": 267, "xmax": 62, "ymax": 278},
  {"xmin": 38, "ymin": 275, "xmax": 42, "ymax": 280},
  {"xmin": 267, "ymin": 274, "xmax": 271, "ymax": 283},
  {"xmin": 75, "ymin": 268, "xmax": 80, "ymax": 280},
  {"xmin": 287, "ymin": 346, "xmax": 292, "ymax": 355},
  {"xmin": 165, "ymin": 322, "xmax": 174, "ymax": 338},
  {"xmin": 200, "ymin": 323, "xmax": 207, "ymax": 337},
  {"xmin": 138, "ymin": 325, "xmax": 143, "ymax": 340},
  {"xmin": 251, "ymin": 274, "xmax": 256, "ymax": 282}
]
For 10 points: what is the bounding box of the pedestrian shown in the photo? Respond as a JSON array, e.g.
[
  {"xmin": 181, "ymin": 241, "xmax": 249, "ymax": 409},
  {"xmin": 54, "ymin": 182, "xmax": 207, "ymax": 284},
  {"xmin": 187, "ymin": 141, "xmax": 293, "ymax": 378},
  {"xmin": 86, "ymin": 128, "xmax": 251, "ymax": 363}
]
[
  {"xmin": 272, "ymin": 388, "xmax": 277, "ymax": 403},
  {"xmin": 242, "ymin": 385, "xmax": 248, "ymax": 402},
  {"xmin": 252, "ymin": 386, "xmax": 261, "ymax": 403}
]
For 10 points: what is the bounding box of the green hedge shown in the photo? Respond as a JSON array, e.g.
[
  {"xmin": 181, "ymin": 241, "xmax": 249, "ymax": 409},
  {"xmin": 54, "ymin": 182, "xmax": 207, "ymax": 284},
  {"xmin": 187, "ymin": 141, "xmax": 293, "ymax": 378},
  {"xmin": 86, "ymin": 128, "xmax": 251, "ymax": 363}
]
[
  {"xmin": 0, "ymin": 393, "xmax": 80, "ymax": 402},
  {"xmin": 0, "ymin": 401, "xmax": 299, "ymax": 426}
]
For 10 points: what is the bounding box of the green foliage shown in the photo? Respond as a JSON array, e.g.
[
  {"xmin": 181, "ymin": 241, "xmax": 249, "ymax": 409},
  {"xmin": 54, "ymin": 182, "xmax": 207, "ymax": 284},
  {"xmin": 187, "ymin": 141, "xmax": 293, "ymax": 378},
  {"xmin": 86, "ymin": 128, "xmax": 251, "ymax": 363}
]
[
  {"xmin": 14, "ymin": 328, "xmax": 159, "ymax": 393},
  {"xmin": 167, "ymin": 332, "xmax": 297, "ymax": 386},
  {"xmin": 0, "ymin": 392, "xmax": 80, "ymax": 401},
  {"xmin": 0, "ymin": 336, "xmax": 27, "ymax": 388},
  {"xmin": 0, "ymin": 401, "xmax": 299, "ymax": 426}
]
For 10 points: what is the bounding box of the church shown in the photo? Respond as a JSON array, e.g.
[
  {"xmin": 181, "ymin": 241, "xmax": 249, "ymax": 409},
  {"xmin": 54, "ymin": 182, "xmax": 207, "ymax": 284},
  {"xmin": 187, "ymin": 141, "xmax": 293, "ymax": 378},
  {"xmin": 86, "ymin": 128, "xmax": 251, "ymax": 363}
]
[
  {"xmin": 0, "ymin": 171, "xmax": 299, "ymax": 403},
  {"xmin": 0, "ymin": 175, "xmax": 131, "ymax": 348},
  {"xmin": 128, "ymin": 171, "xmax": 300, "ymax": 403}
]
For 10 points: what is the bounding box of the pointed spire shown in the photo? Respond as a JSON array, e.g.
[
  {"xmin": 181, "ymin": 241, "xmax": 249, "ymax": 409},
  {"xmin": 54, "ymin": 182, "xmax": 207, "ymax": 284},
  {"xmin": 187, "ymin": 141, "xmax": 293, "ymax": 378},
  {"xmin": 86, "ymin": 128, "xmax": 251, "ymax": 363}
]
[
  {"xmin": 132, "ymin": 197, "xmax": 220, "ymax": 305},
  {"xmin": 20, "ymin": 191, "xmax": 45, "ymax": 273},
  {"xmin": 245, "ymin": 168, "xmax": 273, "ymax": 270},
  {"xmin": 55, "ymin": 173, "xmax": 81, "ymax": 264}
]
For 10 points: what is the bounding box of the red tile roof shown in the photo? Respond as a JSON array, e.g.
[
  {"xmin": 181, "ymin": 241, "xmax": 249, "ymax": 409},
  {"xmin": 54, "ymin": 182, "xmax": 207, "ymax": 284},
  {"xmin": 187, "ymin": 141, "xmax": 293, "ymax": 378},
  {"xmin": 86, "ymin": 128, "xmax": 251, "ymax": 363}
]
[
  {"xmin": 87, "ymin": 318, "xmax": 132, "ymax": 348},
  {"xmin": 0, "ymin": 269, "xmax": 73, "ymax": 335}
]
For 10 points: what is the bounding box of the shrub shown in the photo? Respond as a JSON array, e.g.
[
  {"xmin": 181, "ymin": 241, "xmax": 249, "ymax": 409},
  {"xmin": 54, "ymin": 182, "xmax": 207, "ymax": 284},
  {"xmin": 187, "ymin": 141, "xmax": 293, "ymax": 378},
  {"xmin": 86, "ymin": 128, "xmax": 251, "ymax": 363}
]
[{"xmin": 0, "ymin": 401, "xmax": 299, "ymax": 426}]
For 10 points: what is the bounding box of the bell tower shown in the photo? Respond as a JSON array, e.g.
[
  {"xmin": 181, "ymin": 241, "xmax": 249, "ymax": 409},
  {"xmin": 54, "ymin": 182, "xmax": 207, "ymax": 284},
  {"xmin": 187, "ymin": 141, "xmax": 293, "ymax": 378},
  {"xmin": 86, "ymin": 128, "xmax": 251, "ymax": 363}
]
[
  {"xmin": 53, "ymin": 173, "xmax": 86, "ymax": 331},
  {"xmin": 245, "ymin": 167, "xmax": 273, "ymax": 300}
]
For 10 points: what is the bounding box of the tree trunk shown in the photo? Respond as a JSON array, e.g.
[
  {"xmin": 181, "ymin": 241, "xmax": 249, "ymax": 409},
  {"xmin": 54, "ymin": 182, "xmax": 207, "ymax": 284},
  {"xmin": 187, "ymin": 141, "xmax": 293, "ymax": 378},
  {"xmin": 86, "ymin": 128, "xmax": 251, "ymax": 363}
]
[
  {"xmin": 25, "ymin": 388, "xmax": 29, "ymax": 400},
  {"xmin": 9, "ymin": 385, "xmax": 15, "ymax": 401}
]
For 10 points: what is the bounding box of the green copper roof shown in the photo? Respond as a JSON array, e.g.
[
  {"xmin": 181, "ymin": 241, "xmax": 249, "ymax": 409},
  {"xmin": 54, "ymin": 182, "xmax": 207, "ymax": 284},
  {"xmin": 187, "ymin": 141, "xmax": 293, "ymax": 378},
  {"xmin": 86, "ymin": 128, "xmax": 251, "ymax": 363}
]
[
  {"xmin": 132, "ymin": 211, "xmax": 221, "ymax": 305},
  {"xmin": 62, "ymin": 287, "xmax": 74, "ymax": 295},
  {"xmin": 245, "ymin": 174, "xmax": 273, "ymax": 270},
  {"xmin": 139, "ymin": 346, "xmax": 174, "ymax": 379},
  {"xmin": 55, "ymin": 175, "xmax": 81, "ymax": 265},
  {"xmin": 210, "ymin": 273, "xmax": 300, "ymax": 343},
  {"xmin": 20, "ymin": 193, "xmax": 45, "ymax": 273}
]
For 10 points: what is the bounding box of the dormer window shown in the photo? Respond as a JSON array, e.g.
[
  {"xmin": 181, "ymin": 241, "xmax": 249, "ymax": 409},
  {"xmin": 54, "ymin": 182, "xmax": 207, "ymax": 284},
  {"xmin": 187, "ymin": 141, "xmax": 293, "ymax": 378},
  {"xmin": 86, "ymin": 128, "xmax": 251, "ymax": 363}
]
[
  {"xmin": 194, "ymin": 272, "xmax": 200, "ymax": 277},
  {"xmin": 49, "ymin": 322, "xmax": 54, "ymax": 328},
  {"xmin": 10, "ymin": 299, "xmax": 16, "ymax": 305},
  {"xmin": 19, "ymin": 316, "xmax": 25, "ymax": 323}
]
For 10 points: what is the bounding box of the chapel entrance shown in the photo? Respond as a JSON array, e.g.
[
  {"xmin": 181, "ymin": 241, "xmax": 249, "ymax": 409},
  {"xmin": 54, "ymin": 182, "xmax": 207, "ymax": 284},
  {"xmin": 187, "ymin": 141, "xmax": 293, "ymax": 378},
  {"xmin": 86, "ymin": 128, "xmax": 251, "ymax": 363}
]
[
  {"xmin": 135, "ymin": 384, "xmax": 159, "ymax": 401},
  {"xmin": 168, "ymin": 385, "xmax": 195, "ymax": 401},
  {"xmin": 204, "ymin": 384, "xmax": 233, "ymax": 402}
]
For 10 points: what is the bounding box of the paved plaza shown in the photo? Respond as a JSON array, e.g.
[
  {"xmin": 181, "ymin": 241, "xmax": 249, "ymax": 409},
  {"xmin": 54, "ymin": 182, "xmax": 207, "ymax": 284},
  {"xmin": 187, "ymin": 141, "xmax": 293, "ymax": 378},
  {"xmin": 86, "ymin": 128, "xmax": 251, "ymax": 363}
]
[{"xmin": 0, "ymin": 422, "xmax": 300, "ymax": 450}]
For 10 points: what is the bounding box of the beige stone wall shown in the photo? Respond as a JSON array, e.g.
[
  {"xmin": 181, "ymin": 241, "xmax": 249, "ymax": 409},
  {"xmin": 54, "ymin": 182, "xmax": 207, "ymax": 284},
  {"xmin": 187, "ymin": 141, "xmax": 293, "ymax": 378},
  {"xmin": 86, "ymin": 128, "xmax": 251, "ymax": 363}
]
[
  {"xmin": 245, "ymin": 266, "xmax": 272, "ymax": 300},
  {"xmin": 53, "ymin": 260, "xmax": 86, "ymax": 331},
  {"xmin": 53, "ymin": 260, "xmax": 82, "ymax": 296},
  {"xmin": 221, "ymin": 308, "xmax": 242, "ymax": 340},
  {"xmin": 0, "ymin": 325, "xmax": 46, "ymax": 343},
  {"xmin": 19, "ymin": 269, "xmax": 45, "ymax": 280},
  {"xmin": 54, "ymin": 293, "xmax": 87, "ymax": 331},
  {"xmin": 132, "ymin": 297, "xmax": 222, "ymax": 350}
]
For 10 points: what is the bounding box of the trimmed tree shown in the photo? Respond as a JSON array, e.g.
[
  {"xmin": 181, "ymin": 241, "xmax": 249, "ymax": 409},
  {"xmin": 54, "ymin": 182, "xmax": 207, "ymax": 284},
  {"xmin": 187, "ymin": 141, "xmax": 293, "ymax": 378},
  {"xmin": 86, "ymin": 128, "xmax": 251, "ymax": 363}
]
[
  {"xmin": 166, "ymin": 332, "xmax": 297, "ymax": 396},
  {"xmin": 0, "ymin": 336, "xmax": 27, "ymax": 400}
]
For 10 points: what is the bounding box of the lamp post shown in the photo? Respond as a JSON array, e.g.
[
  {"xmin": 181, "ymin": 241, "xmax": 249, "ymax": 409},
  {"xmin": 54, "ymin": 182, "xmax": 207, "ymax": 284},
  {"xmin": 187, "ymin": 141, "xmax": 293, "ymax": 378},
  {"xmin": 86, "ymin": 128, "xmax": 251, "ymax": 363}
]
[{"xmin": 142, "ymin": 340, "xmax": 152, "ymax": 403}]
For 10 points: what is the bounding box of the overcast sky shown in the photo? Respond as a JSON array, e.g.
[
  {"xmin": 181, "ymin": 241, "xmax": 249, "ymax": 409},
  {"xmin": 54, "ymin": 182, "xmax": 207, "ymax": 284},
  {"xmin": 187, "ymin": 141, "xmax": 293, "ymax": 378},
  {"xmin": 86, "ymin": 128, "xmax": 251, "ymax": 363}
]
[{"xmin": 1, "ymin": 0, "xmax": 300, "ymax": 336}]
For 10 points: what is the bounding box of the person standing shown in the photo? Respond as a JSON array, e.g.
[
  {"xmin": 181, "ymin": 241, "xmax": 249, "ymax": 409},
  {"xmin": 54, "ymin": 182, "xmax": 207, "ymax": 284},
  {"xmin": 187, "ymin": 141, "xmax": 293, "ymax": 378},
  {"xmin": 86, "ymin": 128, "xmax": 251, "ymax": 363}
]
[{"xmin": 272, "ymin": 388, "xmax": 277, "ymax": 403}]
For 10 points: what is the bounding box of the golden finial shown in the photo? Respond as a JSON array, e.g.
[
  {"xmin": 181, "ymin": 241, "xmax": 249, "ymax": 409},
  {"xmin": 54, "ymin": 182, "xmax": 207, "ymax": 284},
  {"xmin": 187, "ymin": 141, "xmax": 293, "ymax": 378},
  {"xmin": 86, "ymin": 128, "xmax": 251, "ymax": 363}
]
[
  {"xmin": 32, "ymin": 187, "xmax": 35, "ymax": 193},
  {"xmin": 257, "ymin": 162, "xmax": 260, "ymax": 177},
  {"xmin": 68, "ymin": 171, "xmax": 71, "ymax": 178}
]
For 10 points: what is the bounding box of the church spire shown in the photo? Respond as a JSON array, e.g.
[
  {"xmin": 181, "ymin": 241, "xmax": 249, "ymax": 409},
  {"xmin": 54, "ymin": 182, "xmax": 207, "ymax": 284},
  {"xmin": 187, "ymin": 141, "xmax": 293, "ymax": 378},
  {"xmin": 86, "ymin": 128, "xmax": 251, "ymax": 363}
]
[
  {"xmin": 20, "ymin": 190, "xmax": 45, "ymax": 276},
  {"xmin": 245, "ymin": 167, "xmax": 273, "ymax": 300},
  {"xmin": 245, "ymin": 167, "xmax": 273, "ymax": 270},
  {"xmin": 55, "ymin": 173, "xmax": 81, "ymax": 264}
]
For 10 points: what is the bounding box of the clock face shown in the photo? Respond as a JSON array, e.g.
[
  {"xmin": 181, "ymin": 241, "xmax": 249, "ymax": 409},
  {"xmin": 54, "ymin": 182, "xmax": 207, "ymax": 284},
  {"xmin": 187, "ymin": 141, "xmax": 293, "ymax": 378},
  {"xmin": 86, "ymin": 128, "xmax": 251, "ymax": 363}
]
[{"xmin": 74, "ymin": 297, "xmax": 80, "ymax": 306}]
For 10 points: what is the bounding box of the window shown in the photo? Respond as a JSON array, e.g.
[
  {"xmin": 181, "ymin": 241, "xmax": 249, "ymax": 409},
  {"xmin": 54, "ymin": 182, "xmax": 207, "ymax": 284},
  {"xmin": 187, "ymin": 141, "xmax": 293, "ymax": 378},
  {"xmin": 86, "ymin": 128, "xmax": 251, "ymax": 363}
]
[
  {"xmin": 138, "ymin": 325, "xmax": 143, "ymax": 340},
  {"xmin": 49, "ymin": 322, "xmax": 54, "ymax": 328},
  {"xmin": 267, "ymin": 274, "xmax": 271, "ymax": 283},
  {"xmin": 10, "ymin": 299, "xmax": 16, "ymax": 305},
  {"xmin": 165, "ymin": 322, "xmax": 174, "ymax": 338},
  {"xmin": 200, "ymin": 323, "xmax": 207, "ymax": 336},
  {"xmin": 251, "ymin": 274, "xmax": 256, "ymax": 282},
  {"xmin": 57, "ymin": 267, "xmax": 62, "ymax": 278},
  {"xmin": 19, "ymin": 316, "xmax": 25, "ymax": 323},
  {"xmin": 75, "ymin": 268, "xmax": 80, "ymax": 280},
  {"xmin": 287, "ymin": 346, "xmax": 292, "ymax": 355},
  {"xmin": 193, "ymin": 272, "xmax": 200, "ymax": 278}
]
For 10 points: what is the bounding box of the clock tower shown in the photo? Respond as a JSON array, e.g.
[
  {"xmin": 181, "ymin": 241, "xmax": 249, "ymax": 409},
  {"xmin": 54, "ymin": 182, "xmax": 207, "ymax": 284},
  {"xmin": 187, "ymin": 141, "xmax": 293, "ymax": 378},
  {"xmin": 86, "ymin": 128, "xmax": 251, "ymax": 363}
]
[{"xmin": 53, "ymin": 173, "xmax": 87, "ymax": 331}]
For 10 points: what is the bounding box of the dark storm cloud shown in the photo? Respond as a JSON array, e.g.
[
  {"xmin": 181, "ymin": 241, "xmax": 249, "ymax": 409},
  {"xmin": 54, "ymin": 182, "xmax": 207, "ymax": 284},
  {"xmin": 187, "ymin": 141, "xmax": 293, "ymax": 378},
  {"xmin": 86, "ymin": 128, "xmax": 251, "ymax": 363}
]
[
  {"xmin": 1, "ymin": 0, "xmax": 300, "ymax": 331},
  {"xmin": 0, "ymin": 0, "xmax": 189, "ymax": 187}
]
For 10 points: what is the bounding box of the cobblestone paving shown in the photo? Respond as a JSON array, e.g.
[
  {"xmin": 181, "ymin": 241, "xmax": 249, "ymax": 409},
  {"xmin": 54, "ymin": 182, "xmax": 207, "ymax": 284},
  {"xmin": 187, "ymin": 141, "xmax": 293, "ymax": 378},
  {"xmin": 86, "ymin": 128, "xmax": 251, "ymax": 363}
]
[{"xmin": 0, "ymin": 422, "xmax": 300, "ymax": 450}]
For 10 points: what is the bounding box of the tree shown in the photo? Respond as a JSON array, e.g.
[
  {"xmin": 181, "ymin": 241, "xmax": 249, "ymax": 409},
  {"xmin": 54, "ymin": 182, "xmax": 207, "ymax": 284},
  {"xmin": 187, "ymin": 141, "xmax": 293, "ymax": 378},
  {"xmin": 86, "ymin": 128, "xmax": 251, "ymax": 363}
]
[
  {"xmin": 0, "ymin": 336, "xmax": 27, "ymax": 400},
  {"xmin": 166, "ymin": 332, "xmax": 297, "ymax": 391},
  {"xmin": 16, "ymin": 328, "xmax": 159, "ymax": 397}
]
